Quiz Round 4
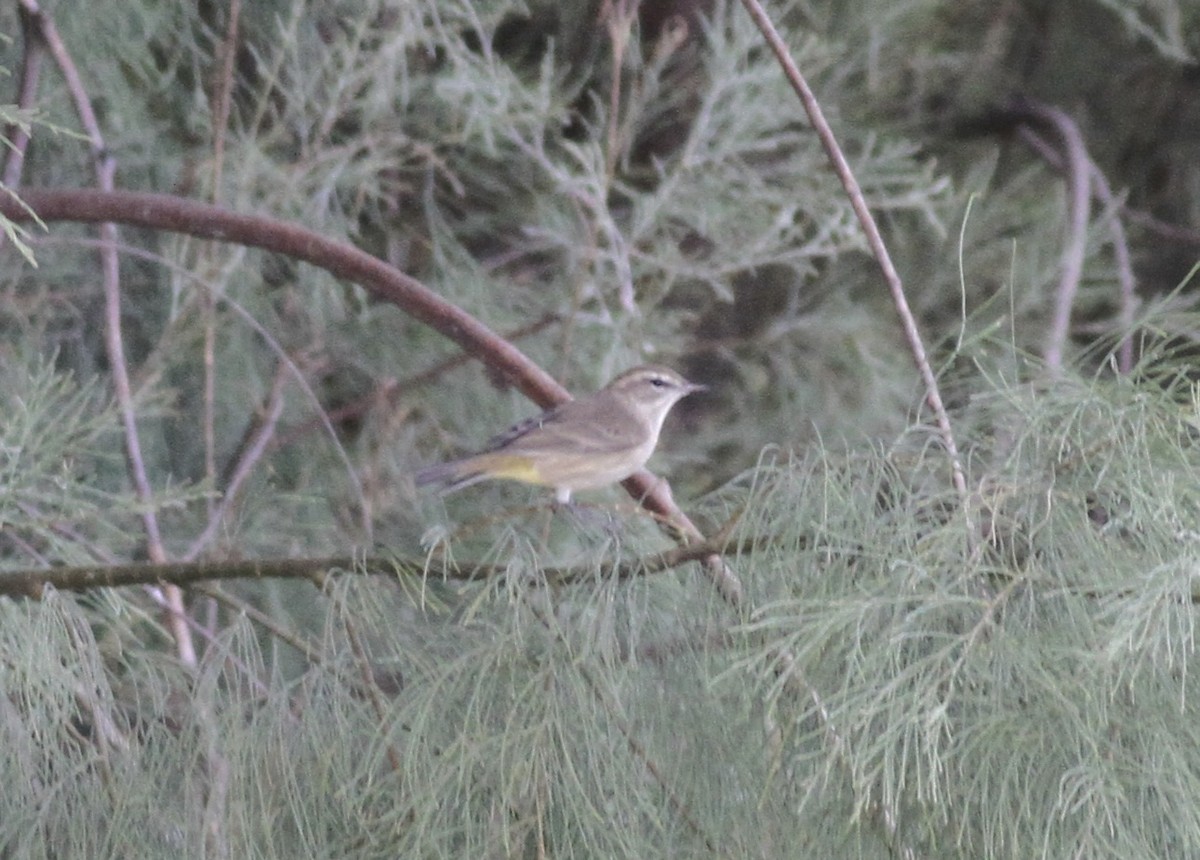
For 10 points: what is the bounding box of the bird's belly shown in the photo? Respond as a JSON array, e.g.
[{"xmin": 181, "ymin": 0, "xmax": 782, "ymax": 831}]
[{"xmin": 554, "ymin": 439, "xmax": 657, "ymax": 491}]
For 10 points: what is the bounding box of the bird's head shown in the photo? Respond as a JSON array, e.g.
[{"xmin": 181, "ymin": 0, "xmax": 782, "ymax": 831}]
[{"xmin": 606, "ymin": 365, "xmax": 705, "ymax": 430}]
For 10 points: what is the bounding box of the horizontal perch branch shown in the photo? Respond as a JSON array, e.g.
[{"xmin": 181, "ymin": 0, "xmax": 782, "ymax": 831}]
[{"xmin": 0, "ymin": 534, "xmax": 764, "ymax": 598}]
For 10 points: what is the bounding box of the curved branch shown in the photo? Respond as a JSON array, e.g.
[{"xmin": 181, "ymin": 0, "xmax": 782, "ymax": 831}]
[{"xmin": 2, "ymin": 187, "xmax": 563, "ymax": 402}]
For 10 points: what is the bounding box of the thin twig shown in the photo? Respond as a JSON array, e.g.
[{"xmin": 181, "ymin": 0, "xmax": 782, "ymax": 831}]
[
  {"xmin": 729, "ymin": 6, "xmax": 945, "ymax": 855},
  {"xmin": 1016, "ymin": 123, "xmax": 1138, "ymax": 374},
  {"xmin": 601, "ymin": 0, "xmax": 633, "ymax": 180},
  {"xmin": 1, "ymin": 6, "xmax": 43, "ymax": 188},
  {"xmin": 16, "ymin": 0, "xmax": 196, "ymax": 666},
  {"xmin": 272, "ymin": 311, "xmax": 560, "ymax": 453},
  {"xmin": 192, "ymin": 583, "xmax": 324, "ymax": 666},
  {"xmin": 142, "ymin": 585, "xmax": 272, "ymax": 700},
  {"xmin": 201, "ymin": 0, "xmax": 242, "ymax": 548},
  {"xmin": 184, "ymin": 360, "xmax": 290, "ymax": 562},
  {"xmin": 529, "ymin": 599, "xmax": 717, "ymax": 852},
  {"xmin": 194, "ymin": 582, "xmax": 409, "ymax": 712},
  {"xmin": 209, "ymin": 0, "xmax": 241, "ymax": 194},
  {"xmin": 1010, "ymin": 98, "xmax": 1092, "ymax": 374},
  {"xmin": 1123, "ymin": 207, "xmax": 1200, "ymax": 247},
  {"xmin": 1099, "ymin": 184, "xmax": 1137, "ymax": 374},
  {"xmin": 736, "ymin": 0, "xmax": 967, "ymax": 508}
]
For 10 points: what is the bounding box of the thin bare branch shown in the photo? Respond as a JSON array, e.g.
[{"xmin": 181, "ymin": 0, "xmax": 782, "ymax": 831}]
[
  {"xmin": 16, "ymin": 0, "xmax": 196, "ymax": 665},
  {"xmin": 1124, "ymin": 208, "xmax": 1200, "ymax": 247},
  {"xmin": 1010, "ymin": 98, "xmax": 1093, "ymax": 374},
  {"xmin": 736, "ymin": 0, "xmax": 967, "ymax": 509},
  {"xmin": 209, "ymin": 0, "xmax": 241, "ymax": 195},
  {"xmin": 1, "ymin": 6, "xmax": 43, "ymax": 188},
  {"xmin": 723, "ymin": 6, "xmax": 955, "ymax": 854},
  {"xmin": 528, "ymin": 597, "xmax": 718, "ymax": 852},
  {"xmin": 273, "ymin": 311, "xmax": 560, "ymax": 453},
  {"xmin": 184, "ymin": 361, "xmax": 290, "ymax": 562},
  {"xmin": 1016, "ymin": 123, "xmax": 1138, "ymax": 373},
  {"xmin": 310, "ymin": 566, "xmax": 407, "ymax": 775},
  {"xmin": 200, "ymin": 0, "xmax": 243, "ymax": 557},
  {"xmin": 192, "ymin": 582, "xmax": 325, "ymax": 666}
]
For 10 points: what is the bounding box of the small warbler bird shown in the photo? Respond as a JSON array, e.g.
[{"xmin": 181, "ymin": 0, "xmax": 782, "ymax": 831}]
[{"xmin": 415, "ymin": 365, "xmax": 704, "ymax": 504}]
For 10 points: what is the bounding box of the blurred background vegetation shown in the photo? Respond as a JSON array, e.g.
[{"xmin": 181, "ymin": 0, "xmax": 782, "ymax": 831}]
[{"xmin": 4, "ymin": 0, "xmax": 1200, "ymax": 856}]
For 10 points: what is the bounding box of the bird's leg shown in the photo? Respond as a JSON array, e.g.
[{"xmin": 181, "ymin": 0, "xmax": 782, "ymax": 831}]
[
  {"xmin": 537, "ymin": 494, "xmax": 563, "ymax": 551},
  {"xmin": 548, "ymin": 486, "xmax": 587, "ymax": 530}
]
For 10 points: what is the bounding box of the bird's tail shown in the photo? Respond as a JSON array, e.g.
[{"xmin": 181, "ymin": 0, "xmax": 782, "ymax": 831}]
[
  {"xmin": 415, "ymin": 452, "xmax": 541, "ymax": 495},
  {"xmin": 414, "ymin": 458, "xmax": 489, "ymax": 495}
]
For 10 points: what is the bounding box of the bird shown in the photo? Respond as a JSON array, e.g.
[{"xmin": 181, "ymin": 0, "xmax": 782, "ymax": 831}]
[{"xmin": 415, "ymin": 365, "xmax": 705, "ymax": 504}]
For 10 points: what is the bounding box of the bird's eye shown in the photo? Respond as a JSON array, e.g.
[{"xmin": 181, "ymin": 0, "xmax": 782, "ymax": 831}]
[{"xmin": 649, "ymin": 377, "xmax": 667, "ymax": 388}]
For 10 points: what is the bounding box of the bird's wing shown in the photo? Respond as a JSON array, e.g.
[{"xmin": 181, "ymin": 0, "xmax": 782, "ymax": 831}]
[
  {"xmin": 483, "ymin": 394, "xmax": 638, "ymax": 457},
  {"xmin": 480, "ymin": 403, "xmax": 564, "ymax": 451}
]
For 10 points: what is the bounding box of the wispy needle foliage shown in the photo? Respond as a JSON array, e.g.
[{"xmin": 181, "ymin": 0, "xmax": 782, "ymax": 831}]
[{"xmin": 4, "ymin": 0, "xmax": 1200, "ymax": 857}]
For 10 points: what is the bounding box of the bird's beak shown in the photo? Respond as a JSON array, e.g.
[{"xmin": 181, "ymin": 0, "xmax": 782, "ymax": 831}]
[{"xmin": 684, "ymin": 380, "xmax": 707, "ymax": 394}]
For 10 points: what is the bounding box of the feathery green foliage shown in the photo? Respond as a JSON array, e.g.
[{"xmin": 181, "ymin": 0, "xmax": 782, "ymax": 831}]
[{"xmin": 3, "ymin": 0, "xmax": 1200, "ymax": 857}]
